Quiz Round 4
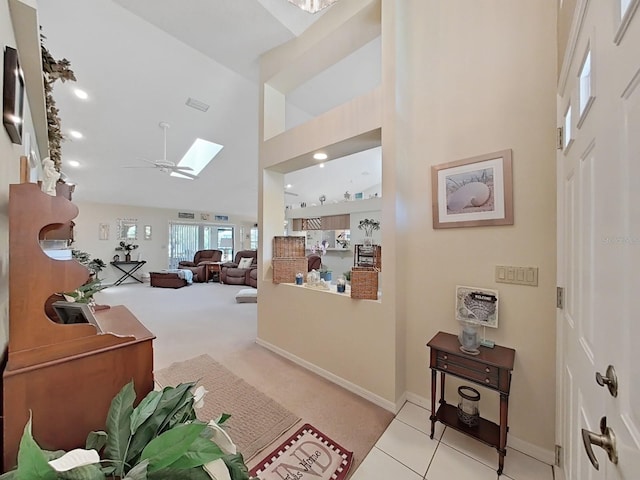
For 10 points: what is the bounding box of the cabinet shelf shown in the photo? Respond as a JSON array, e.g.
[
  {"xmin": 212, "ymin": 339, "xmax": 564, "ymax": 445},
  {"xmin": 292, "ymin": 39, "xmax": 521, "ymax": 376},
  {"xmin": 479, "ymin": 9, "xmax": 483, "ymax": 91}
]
[{"xmin": 435, "ymin": 403, "xmax": 500, "ymax": 448}]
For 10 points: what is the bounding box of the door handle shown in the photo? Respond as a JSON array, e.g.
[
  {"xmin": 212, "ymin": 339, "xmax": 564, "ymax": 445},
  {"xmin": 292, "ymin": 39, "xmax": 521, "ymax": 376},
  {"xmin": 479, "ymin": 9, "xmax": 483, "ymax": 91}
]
[
  {"xmin": 581, "ymin": 416, "xmax": 618, "ymax": 470},
  {"xmin": 595, "ymin": 365, "xmax": 618, "ymax": 397}
]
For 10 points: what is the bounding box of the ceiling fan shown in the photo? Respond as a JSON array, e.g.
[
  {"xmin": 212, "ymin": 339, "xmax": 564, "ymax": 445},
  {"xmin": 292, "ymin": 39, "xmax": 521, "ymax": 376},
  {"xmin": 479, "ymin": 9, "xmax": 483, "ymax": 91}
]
[{"xmin": 124, "ymin": 122, "xmax": 198, "ymax": 179}]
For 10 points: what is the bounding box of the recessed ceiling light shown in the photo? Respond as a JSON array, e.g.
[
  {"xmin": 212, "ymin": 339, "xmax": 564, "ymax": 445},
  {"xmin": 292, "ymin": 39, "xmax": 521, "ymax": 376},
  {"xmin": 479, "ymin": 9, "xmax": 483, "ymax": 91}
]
[
  {"xmin": 286, "ymin": 184, "xmax": 292, "ymax": 189},
  {"xmin": 74, "ymin": 88, "xmax": 88, "ymax": 100},
  {"xmin": 313, "ymin": 152, "xmax": 328, "ymax": 161},
  {"xmin": 69, "ymin": 130, "xmax": 83, "ymax": 139},
  {"xmin": 68, "ymin": 160, "xmax": 80, "ymax": 167},
  {"xmin": 318, "ymin": 163, "xmax": 325, "ymax": 168}
]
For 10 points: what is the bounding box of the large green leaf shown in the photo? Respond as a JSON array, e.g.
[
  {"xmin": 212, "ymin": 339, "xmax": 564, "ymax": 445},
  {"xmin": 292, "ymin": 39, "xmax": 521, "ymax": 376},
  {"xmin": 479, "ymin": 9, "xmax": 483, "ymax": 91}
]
[
  {"xmin": 148, "ymin": 467, "xmax": 211, "ymax": 480},
  {"xmin": 140, "ymin": 423, "xmax": 206, "ymax": 473},
  {"xmin": 103, "ymin": 380, "xmax": 136, "ymax": 473},
  {"xmin": 130, "ymin": 390, "xmax": 162, "ymax": 435},
  {"xmin": 166, "ymin": 436, "xmax": 224, "ymax": 470},
  {"xmin": 57, "ymin": 463, "xmax": 104, "ymax": 480},
  {"xmin": 216, "ymin": 414, "xmax": 231, "ymax": 426},
  {"xmin": 85, "ymin": 431, "xmax": 107, "ymax": 452},
  {"xmin": 15, "ymin": 417, "xmax": 58, "ymax": 480},
  {"xmin": 222, "ymin": 453, "xmax": 251, "ymax": 480},
  {"xmin": 157, "ymin": 389, "xmax": 196, "ymax": 434},
  {"xmin": 122, "ymin": 460, "xmax": 149, "ymax": 480},
  {"xmin": 126, "ymin": 383, "xmax": 195, "ymax": 465}
]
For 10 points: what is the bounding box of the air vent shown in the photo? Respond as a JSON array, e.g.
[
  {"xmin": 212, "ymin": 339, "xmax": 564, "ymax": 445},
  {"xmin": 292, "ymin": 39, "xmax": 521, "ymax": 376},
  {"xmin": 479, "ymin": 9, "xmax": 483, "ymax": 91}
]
[{"xmin": 185, "ymin": 97, "xmax": 210, "ymax": 112}]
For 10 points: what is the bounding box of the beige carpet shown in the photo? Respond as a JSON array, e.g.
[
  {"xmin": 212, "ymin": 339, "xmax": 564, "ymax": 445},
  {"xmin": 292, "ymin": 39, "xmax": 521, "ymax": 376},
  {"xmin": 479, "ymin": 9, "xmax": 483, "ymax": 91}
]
[
  {"xmin": 97, "ymin": 283, "xmax": 394, "ymax": 476},
  {"xmin": 155, "ymin": 353, "xmax": 300, "ymax": 461}
]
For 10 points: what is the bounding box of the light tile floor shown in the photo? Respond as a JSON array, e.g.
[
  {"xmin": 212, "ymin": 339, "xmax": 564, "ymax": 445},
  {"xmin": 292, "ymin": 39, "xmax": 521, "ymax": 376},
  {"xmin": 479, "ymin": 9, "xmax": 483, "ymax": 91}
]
[{"xmin": 351, "ymin": 402, "xmax": 555, "ymax": 480}]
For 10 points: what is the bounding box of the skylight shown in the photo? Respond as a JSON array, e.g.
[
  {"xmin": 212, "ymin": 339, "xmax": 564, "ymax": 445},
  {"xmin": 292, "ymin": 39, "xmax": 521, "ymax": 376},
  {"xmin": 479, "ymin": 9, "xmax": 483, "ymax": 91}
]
[{"xmin": 171, "ymin": 138, "xmax": 223, "ymax": 179}]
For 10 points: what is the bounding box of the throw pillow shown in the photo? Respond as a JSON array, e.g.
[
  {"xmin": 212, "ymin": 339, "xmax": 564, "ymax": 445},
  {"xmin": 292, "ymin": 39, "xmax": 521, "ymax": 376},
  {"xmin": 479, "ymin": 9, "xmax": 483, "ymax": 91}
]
[{"xmin": 238, "ymin": 257, "xmax": 254, "ymax": 269}]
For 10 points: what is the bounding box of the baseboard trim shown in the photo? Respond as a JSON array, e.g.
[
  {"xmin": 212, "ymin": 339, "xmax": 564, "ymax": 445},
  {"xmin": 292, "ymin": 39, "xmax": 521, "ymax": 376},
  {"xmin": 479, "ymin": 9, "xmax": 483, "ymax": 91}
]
[
  {"xmin": 401, "ymin": 391, "xmax": 555, "ymax": 465},
  {"xmin": 255, "ymin": 338, "xmax": 397, "ymax": 413}
]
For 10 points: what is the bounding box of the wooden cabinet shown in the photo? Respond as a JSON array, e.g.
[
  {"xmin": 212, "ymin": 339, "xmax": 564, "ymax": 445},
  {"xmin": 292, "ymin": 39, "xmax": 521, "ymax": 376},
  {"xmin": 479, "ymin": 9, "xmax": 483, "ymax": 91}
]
[
  {"xmin": 291, "ymin": 215, "xmax": 350, "ymax": 231},
  {"xmin": 321, "ymin": 214, "xmax": 350, "ymax": 230},
  {"xmin": 354, "ymin": 244, "xmax": 382, "ymax": 269},
  {"xmin": 1, "ymin": 184, "xmax": 155, "ymax": 472},
  {"xmin": 40, "ymin": 182, "xmax": 76, "ymax": 241}
]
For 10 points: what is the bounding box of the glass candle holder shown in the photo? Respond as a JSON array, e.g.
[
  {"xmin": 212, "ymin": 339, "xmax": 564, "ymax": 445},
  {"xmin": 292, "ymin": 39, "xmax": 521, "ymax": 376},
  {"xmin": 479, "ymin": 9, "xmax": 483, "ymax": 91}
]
[{"xmin": 457, "ymin": 386, "xmax": 480, "ymax": 427}]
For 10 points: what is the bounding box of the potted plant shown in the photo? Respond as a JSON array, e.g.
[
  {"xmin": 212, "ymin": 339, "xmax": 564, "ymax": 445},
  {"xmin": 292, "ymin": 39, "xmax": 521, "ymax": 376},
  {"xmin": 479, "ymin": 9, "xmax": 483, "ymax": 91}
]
[
  {"xmin": 115, "ymin": 241, "xmax": 139, "ymax": 262},
  {"xmin": 72, "ymin": 249, "xmax": 106, "ymax": 279},
  {"xmin": 319, "ymin": 265, "xmax": 332, "ymax": 282},
  {"xmin": 0, "ymin": 381, "xmax": 256, "ymax": 480}
]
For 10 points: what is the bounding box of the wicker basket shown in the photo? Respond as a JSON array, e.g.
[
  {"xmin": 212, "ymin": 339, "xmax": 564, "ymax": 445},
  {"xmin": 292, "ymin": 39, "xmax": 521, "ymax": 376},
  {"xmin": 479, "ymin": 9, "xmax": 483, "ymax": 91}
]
[
  {"xmin": 273, "ymin": 236, "xmax": 305, "ymax": 258},
  {"xmin": 350, "ymin": 267, "xmax": 379, "ymax": 300},
  {"xmin": 272, "ymin": 257, "xmax": 307, "ymax": 284}
]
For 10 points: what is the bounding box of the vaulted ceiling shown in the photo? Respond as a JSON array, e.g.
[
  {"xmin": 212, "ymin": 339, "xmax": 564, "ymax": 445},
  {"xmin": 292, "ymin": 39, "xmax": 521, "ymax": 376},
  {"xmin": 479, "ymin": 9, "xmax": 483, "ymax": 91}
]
[{"xmin": 37, "ymin": 0, "xmax": 381, "ymax": 218}]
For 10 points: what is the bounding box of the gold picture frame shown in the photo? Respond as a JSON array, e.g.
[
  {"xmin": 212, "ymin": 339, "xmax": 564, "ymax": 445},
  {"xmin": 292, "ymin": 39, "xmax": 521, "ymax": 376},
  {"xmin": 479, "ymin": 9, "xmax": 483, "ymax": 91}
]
[{"xmin": 431, "ymin": 149, "xmax": 513, "ymax": 229}]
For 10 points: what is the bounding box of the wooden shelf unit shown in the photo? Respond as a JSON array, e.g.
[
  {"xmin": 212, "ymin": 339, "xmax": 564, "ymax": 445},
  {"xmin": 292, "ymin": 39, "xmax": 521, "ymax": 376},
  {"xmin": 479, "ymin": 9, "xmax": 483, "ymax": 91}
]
[
  {"xmin": 427, "ymin": 331, "xmax": 515, "ymax": 475},
  {"xmin": 1, "ymin": 183, "xmax": 155, "ymax": 472}
]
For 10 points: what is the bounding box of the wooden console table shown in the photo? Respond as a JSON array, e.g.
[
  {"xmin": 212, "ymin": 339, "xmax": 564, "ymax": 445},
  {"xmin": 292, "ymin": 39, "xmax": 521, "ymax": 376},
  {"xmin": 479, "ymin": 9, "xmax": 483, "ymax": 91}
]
[{"xmin": 427, "ymin": 331, "xmax": 515, "ymax": 475}]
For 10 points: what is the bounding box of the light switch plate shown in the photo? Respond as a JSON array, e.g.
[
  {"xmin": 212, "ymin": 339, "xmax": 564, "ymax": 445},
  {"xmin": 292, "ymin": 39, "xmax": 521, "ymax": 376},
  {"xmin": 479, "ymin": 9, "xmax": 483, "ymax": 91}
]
[{"xmin": 495, "ymin": 265, "xmax": 538, "ymax": 286}]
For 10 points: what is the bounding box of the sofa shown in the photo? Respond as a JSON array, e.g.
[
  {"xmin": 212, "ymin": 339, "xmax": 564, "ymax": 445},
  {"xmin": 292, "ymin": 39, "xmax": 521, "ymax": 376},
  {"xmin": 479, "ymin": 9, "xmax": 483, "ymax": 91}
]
[
  {"xmin": 178, "ymin": 249, "xmax": 222, "ymax": 282},
  {"xmin": 220, "ymin": 250, "xmax": 258, "ymax": 286}
]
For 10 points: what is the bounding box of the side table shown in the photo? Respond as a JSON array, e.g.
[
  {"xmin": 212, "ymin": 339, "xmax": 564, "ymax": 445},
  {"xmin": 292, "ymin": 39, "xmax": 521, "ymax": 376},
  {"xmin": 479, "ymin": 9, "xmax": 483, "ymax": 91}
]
[
  {"xmin": 427, "ymin": 331, "xmax": 515, "ymax": 475},
  {"xmin": 200, "ymin": 261, "xmax": 223, "ymax": 282},
  {"xmin": 110, "ymin": 261, "xmax": 147, "ymax": 286}
]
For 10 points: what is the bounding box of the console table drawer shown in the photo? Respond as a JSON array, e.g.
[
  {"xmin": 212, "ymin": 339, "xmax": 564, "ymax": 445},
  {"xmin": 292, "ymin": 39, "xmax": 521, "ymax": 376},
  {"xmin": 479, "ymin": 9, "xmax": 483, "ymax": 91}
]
[
  {"xmin": 436, "ymin": 359, "xmax": 499, "ymax": 388},
  {"xmin": 436, "ymin": 351, "xmax": 500, "ymax": 377}
]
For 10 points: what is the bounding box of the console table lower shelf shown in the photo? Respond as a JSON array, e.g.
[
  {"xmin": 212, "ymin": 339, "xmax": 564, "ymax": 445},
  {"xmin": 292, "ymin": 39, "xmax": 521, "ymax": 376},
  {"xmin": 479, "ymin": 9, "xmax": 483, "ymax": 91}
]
[
  {"xmin": 427, "ymin": 331, "xmax": 515, "ymax": 475},
  {"xmin": 434, "ymin": 402, "xmax": 500, "ymax": 448}
]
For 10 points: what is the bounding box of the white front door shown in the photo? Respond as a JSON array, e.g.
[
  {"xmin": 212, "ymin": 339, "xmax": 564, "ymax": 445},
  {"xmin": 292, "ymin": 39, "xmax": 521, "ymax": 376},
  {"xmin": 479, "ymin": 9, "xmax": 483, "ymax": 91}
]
[{"xmin": 557, "ymin": 1, "xmax": 640, "ymax": 479}]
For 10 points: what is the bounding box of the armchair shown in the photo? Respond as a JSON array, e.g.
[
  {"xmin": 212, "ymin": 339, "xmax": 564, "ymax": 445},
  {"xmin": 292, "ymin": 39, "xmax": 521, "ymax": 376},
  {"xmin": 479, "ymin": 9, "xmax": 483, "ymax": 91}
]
[
  {"xmin": 307, "ymin": 254, "xmax": 322, "ymax": 271},
  {"xmin": 178, "ymin": 249, "xmax": 222, "ymax": 282},
  {"xmin": 220, "ymin": 250, "xmax": 258, "ymax": 286}
]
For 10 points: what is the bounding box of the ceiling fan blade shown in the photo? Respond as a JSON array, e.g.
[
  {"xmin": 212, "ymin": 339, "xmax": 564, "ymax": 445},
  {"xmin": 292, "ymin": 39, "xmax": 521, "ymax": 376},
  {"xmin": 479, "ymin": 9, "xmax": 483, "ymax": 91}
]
[
  {"xmin": 123, "ymin": 165, "xmax": 154, "ymax": 169},
  {"xmin": 170, "ymin": 165, "xmax": 194, "ymax": 171},
  {"xmin": 285, "ymin": 191, "xmax": 299, "ymax": 196},
  {"xmin": 171, "ymin": 170, "xmax": 199, "ymax": 180}
]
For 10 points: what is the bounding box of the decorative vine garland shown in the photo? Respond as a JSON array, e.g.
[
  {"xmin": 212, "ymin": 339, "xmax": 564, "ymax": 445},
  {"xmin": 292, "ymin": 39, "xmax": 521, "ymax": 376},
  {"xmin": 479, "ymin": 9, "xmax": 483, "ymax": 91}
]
[{"xmin": 40, "ymin": 32, "xmax": 76, "ymax": 172}]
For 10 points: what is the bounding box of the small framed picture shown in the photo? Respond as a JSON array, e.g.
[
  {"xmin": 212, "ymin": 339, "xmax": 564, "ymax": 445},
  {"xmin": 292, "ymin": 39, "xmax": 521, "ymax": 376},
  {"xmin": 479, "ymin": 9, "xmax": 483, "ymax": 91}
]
[
  {"xmin": 99, "ymin": 223, "xmax": 109, "ymax": 240},
  {"xmin": 455, "ymin": 285, "xmax": 499, "ymax": 328}
]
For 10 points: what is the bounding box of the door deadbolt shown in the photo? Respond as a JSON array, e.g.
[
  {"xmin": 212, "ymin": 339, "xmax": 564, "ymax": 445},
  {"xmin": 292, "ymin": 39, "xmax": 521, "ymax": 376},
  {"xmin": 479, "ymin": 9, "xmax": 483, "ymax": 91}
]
[{"xmin": 595, "ymin": 365, "xmax": 618, "ymax": 397}]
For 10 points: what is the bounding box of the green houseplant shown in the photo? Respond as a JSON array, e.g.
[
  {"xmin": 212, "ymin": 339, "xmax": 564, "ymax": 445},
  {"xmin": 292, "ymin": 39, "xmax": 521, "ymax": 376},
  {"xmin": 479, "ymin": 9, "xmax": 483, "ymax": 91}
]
[{"xmin": 0, "ymin": 381, "xmax": 256, "ymax": 480}]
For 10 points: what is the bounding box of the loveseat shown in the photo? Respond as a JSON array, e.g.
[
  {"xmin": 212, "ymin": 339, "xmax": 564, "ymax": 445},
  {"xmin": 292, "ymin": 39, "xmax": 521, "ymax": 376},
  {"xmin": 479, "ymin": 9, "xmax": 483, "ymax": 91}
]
[{"xmin": 220, "ymin": 250, "xmax": 258, "ymax": 286}]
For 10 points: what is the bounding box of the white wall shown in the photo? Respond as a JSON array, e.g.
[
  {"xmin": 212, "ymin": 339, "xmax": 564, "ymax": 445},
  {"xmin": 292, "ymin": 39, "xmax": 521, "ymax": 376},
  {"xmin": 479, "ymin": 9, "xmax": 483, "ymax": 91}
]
[
  {"xmin": 1, "ymin": 0, "xmax": 44, "ymax": 358},
  {"xmin": 74, "ymin": 201, "xmax": 256, "ymax": 285}
]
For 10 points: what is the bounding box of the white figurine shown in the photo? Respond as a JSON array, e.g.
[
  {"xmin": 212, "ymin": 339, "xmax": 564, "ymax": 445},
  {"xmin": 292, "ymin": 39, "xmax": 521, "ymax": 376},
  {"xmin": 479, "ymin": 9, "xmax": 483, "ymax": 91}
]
[{"xmin": 41, "ymin": 157, "xmax": 60, "ymax": 196}]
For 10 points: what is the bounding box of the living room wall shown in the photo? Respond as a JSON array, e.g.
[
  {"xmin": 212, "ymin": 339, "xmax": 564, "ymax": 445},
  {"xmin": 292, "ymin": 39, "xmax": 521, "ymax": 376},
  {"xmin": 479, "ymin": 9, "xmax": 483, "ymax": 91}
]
[
  {"xmin": 259, "ymin": 0, "xmax": 557, "ymax": 461},
  {"xmin": 392, "ymin": 0, "xmax": 557, "ymax": 456},
  {"xmin": 74, "ymin": 201, "xmax": 257, "ymax": 285}
]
